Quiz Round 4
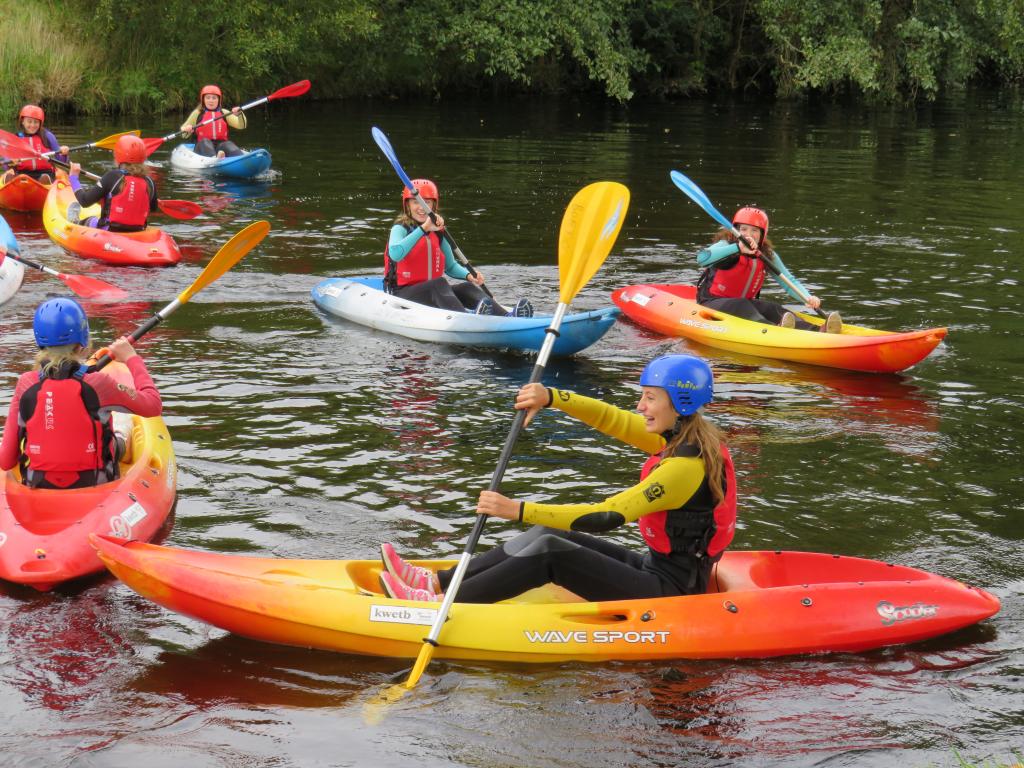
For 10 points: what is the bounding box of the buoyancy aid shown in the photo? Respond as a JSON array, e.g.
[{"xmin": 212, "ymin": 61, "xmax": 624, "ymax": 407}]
[
  {"xmin": 101, "ymin": 172, "xmax": 153, "ymax": 231},
  {"xmin": 383, "ymin": 226, "xmax": 445, "ymax": 291},
  {"xmin": 17, "ymin": 362, "xmax": 117, "ymax": 489},
  {"xmin": 636, "ymin": 443, "xmax": 737, "ymax": 590},
  {"xmin": 194, "ymin": 108, "xmax": 228, "ymax": 143},
  {"xmin": 14, "ymin": 133, "xmax": 54, "ymax": 173},
  {"xmin": 699, "ymin": 253, "xmax": 766, "ymax": 300}
]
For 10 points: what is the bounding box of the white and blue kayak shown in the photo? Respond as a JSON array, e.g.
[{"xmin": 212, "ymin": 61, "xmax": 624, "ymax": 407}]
[
  {"xmin": 0, "ymin": 214, "xmax": 25, "ymax": 306},
  {"xmin": 312, "ymin": 277, "xmax": 619, "ymax": 356},
  {"xmin": 169, "ymin": 143, "xmax": 272, "ymax": 179}
]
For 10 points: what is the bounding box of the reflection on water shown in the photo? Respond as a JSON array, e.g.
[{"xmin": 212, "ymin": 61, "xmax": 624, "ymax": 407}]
[{"xmin": 0, "ymin": 95, "xmax": 1021, "ymax": 765}]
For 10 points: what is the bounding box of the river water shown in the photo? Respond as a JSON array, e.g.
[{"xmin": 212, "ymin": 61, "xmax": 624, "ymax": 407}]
[{"xmin": 0, "ymin": 93, "xmax": 1021, "ymax": 767}]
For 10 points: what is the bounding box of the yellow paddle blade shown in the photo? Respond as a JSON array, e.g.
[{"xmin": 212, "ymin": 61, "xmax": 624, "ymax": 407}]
[
  {"xmin": 178, "ymin": 221, "xmax": 271, "ymax": 304},
  {"xmin": 557, "ymin": 181, "xmax": 630, "ymax": 304},
  {"xmin": 94, "ymin": 130, "xmax": 141, "ymax": 150}
]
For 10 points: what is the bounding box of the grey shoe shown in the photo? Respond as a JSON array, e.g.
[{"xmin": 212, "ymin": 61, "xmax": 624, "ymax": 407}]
[
  {"xmin": 66, "ymin": 202, "xmax": 82, "ymax": 225},
  {"xmin": 779, "ymin": 311, "xmax": 796, "ymax": 329},
  {"xmin": 512, "ymin": 298, "xmax": 534, "ymax": 318},
  {"xmin": 474, "ymin": 297, "xmax": 494, "ymax": 315},
  {"xmin": 822, "ymin": 311, "xmax": 843, "ymax": 334}
]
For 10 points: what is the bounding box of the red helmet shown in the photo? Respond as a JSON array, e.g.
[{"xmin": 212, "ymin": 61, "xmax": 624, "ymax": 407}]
[
  {"xmin": 402, "ymin": 179, "xmax": 439, "ymax": 202},
  {"xmin": 19, "ymin": 105, "xmax": 45, "ymax": 124},
  {"xmin": 733, "ymin": 207, "xmax": 769, "ymax": 240},
  {"xmin": 114, "ymin": 134, "xmax": 147, "ymax": 165},
  {"xmin": 200, "ymin": 85, "xmax": 222, "ymax": 101}
]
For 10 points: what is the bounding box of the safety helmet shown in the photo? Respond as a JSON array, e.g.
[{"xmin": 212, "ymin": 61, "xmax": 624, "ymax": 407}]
[
  {"xmin": 732, "ymin": 207, "xmax": 769, "ymax": 243},
  {"xmin": 200, "ymin": 85, "xmax": 222, "ymax": 101},
  {"xmin": 402, "ymin": 178, "xmax": 439, "ymax": 202},
  {"xmin": 639, "ymin": 354, "xmax": 714, "ymax": 416},
  {"xmin": 19, "ymin": 105, "xmax": 45, "ymax": 124},
  {"xmin": 33, "ymin": 298, "xmax": 90, "ymax": 348},
  {"xmin": 113, "ymin": 134, "xmax": 147, "ymax": 165}
]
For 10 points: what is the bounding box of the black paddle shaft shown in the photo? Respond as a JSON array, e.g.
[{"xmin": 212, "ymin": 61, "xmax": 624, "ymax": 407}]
[
  {"xmin": 738, "ymin": 233, "xmax": 828, "ymax": 321},
  {"xmin": 421, "ymin": 207, "xmax": 495, "ymax": 301}
]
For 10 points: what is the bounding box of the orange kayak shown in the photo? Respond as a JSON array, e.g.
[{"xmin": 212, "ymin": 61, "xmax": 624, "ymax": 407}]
[
  {"xmin": 612, "ymin": 284, "xmax": 947, "ymax": 374},
  {"xmin": 91, "ymin": 536, "xmax": 999, "ymax": 662},
  {"xmin": 0, "ymin": 173, "xmax": 50, "ymax": 212},
  {"xmin": 0, "ymin": 364, "xmax": 177, "ymax": 591},
  {"xmin": 42, "ymin": 170, "xmax": 181, "ymax": 266}
]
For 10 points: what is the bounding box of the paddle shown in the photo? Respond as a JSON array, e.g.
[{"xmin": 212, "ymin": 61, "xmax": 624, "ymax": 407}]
[
  {"xmin": 386, "ymin": 181, "xmax": 629, "ymax": 698},
  {"xmin": 669, "ymin": 170, "xmax": 830, "ymax": 321},
  {"xmin": 4, "ymin": 250, "xmax": 127, "ymax": 300},
  {"xmin": 142, "ymin": 79, "xmax": 311, "ymax": 158},
  {"xmin": 4, "ymin": 130, "xmax": 141, "ymax": 164},
  {"xmin": 57, "ymin": 161, "xmax": 203, "ymax": 220},
  {"xmin": 89, "ymin": 221, "xmax": 270, "ymax": 371},
  {"xmin": 371, "ymin": 126, "xmax": 495, "ymax": 300}
]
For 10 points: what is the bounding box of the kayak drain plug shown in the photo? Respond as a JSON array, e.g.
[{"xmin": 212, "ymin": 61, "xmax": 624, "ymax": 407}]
[
  {"xmin": 801, "ymin": 597, "xmax": 813, "ymax": 607},
  {"xmin": 723, "ymin": 601, "xmax": 738, "ymax": 613}
]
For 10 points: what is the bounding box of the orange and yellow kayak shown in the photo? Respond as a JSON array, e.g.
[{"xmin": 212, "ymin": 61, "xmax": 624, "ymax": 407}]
[
  {"xmin": 611, "ymin": 284, "xmax": 947, "ymax": 374},
  {"xmin": 90, "ymin": 537, "xmax": 998, "ymax": 662},
  {"xmin": 0, "ymin": 173, "xmax": 50, "ymax": 212},
  {"xmin": 0, "ymin": 364, "xmax": 177, "ymax": 591},
  {"xmin": 42, "ymin": 170, "xmax": 181, "ymax": 266}
]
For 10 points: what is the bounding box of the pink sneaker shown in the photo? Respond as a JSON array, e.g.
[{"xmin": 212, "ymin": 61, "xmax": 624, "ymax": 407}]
[
  {"xmin": 380, "ymin": 542, "xmax": 436, "ymax": 592},
  {"xmin": 379, "ymin": 572, "xmax": 438, "ymax": 602}
]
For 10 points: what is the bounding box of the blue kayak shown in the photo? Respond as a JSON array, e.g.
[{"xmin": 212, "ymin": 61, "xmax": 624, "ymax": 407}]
[
  {"xmin": 1, "ymin": 213, "xmax": 25, "ymax": 305},
  {"xmin": 169, "ymin": 143, "xmax": 272, "ymax": 179},
  {"xmin": 312, "ymin": 277, "xmax": 619, "ymax": 356},
  {"xmin": 0, "ymin": 213, "xmax": 18, "ymax": 253}
]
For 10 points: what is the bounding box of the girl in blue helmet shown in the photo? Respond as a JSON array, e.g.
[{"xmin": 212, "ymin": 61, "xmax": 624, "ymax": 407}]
[
  {"xmin": 0, "ymin": 298, "xmax": 163, "ymax": 489},
  {"xmin": 378, "ymin": 354, "xmax": 737, "ymax": 603}
]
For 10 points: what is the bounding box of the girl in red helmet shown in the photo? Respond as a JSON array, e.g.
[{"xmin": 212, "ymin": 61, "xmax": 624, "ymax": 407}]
[
  {"xmin": 0, "ymin": 105, "xmax": 69, "ymax": 185},
  {"xmin": 180, "ymin": 85, "xmax": 246, "ymax": 159},
  {"xmin": 695, "ymin": 206, "xmax": 841, "ymax": 333},
  {"xmin": 385, "ymin": 178, "xmax": 533, "ymax": 316},
  {"xmin": 68, "ymin": 135, "xmax": 158, "ymax": 232}
]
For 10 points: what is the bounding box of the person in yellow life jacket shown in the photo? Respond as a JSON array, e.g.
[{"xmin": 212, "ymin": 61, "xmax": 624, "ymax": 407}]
[
  {"xmin": 696, "ymin": 206, "xmax": 842, "ymax": 333},
  {"xmin": 180, "ymin": 85, "xmax": 245, "ymax": 159},
  {"xmin": 1, "ymin": 105, "xmax": 69, "ymax": 185},
  {"xmin": 68, "ymin": 135, "xmax": 157, "ymax": 232},
  {"xmin": 378, "ymin": 354, "xmax": 736, "ymax": 603},
  {"xmin": 0, "ymin": 298, "xmax": 162, "ymax": 489}
]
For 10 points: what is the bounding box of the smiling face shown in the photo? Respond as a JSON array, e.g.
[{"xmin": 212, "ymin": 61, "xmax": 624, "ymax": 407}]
[
  {"xmin": 636, "ymin": 386, "xmax": 678, "ymax": 433},
  {"xmin": 406, "ymin": 197, "xmax": 436, "ymax": 223},
  {"xmin": 203, "ymin": 93, "xmax": 220, "ymax": 110},
  {"xmin": 21, "ymin": 117, "xmax": 41, "ymax": 134},
  {"xmin": 736, "ymin": 223, "xmax": 762, "ymax": 253}
]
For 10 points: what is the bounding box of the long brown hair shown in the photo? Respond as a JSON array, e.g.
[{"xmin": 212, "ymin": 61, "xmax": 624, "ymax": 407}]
[
  {"xmin": 712, "ymin": 227, "xmax": 774, "ymax": 259},
  {"xmin": 662, "ymin": 412, "xmax": 726, "ymax": 503},
  {"xmin": 120, "ymin": 162, "xmax": 149, "ymax": 178}
]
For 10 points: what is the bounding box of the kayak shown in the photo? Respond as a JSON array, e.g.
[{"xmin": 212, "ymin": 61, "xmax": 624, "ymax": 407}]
[
  {"xmin": 0, "ymin": 214, "xmax": 25, "ymax": 305},
  {"xmin": 0, "ymin": 173, "xmax": 50, "ymax": 212},
  {"xmin": 312, "ymin": 276, "xmax": 619, "ymax": 356},
  {"xmin": 170, "ymin": 143, "xmax": 272, "ymax": 179},
  {"xmin": 611, "ymin": 284, "xmax": 947, "ymax": 374},
  {"xmin": 42, "ymin": 170, "xmax": 181, "ymax": 266},
  {"xmin": 0, "ymin": 363, "xmax": 177, "ymax": 591},
  {"xmin": 90, "ymin": 538, "xmax": 1000, "ymax": 662}
]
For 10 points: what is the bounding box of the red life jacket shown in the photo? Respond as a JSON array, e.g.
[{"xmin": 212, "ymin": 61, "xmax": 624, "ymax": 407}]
[
  {"xmin": 103, "ymin": 172, "xmax": 152, "ymax": 230},
  {"xmin": 194, "ymin": 108, "xmax": 229, "ymax": 143},
  {"xmin": 17, "ymin": 364, "xmax": 117, "ymax": 489},
  {"xmin": 383, "ymin": 227, "xmax": 445, "ymax": 290},
  {"xmin": 637, "ymin": 443, "xmax": 736, "ymax": 559},
  {"xmin": 14, "ymin": 133, "xmax": 54, "ymax": 173},
  {"xmin": 705, "ymin": 253, "xmax": 765, "ymax": 299}
]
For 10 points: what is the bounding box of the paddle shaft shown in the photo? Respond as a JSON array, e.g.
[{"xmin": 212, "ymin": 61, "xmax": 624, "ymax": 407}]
[
  {"xmin": 174, "ymin": 80, "xmax": 309, "ymax": 142},
  {"xmin": 90, "ymin": 300, "xmax": 181, "ymax": 372},
  {"xmin": 412, "ymin": 187, "xmax": 494, "ymax": 300}
]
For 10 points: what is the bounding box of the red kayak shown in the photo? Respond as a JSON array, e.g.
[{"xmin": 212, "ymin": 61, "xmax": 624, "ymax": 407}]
[{"xmin": 0, "ymin": 173, "xmax": 50, "ymax": 212}]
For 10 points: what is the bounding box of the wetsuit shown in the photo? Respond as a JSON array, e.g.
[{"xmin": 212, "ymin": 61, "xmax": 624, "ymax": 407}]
[
  {"xmin": 180, "ymin": 107, "xmax": 246, "ymax": 157},
  {"xmin": 436, "ymin": 389, "xmax": 735, "ymax": 603},
  {"xmin": 70, "ymin": 170, "xmax": 158, "ymax": 232}
]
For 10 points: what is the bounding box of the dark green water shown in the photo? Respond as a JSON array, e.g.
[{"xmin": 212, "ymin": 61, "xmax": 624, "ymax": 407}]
[{"xmin": 0, "ymin": 93, "xmax": 1021, "ymax": 767}]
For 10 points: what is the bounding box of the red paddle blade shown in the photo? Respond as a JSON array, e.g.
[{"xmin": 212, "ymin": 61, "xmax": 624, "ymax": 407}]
[
  {"xmin": 60, "ymin": 272, "xmax": 129, "ymax": 300},
  {"xmin": 141, "ymin": 136, "xmax": 166, "ymax": 158},
  {"xmin": 0, "ymin": 129, "xmax": 37, "ymax": 161},
  {"xmin": 158, "ymin": 199, "xmax": 202, "ymax": 220},
  {"xmin": 269, "ymin": 79, "xmax": 311, "ymax": 101}
]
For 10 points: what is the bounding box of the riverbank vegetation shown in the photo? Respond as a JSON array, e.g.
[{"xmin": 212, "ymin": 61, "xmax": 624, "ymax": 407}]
[{"xmin": 3, "ymin": 0, "xmax": 1023, "ymax": 115}]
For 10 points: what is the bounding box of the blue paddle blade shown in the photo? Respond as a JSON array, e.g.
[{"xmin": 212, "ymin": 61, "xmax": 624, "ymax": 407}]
[
  {"xmin": 669, "ymin": 170, "xmax": 733, "ymax": 232},
  {"xmin": 371, "ymin": 126, "xmax": 415, "ymax": 190}
]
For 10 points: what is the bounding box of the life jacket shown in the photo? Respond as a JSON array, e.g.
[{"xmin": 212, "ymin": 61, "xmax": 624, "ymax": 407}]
[
  {"xmin": 101, "ymin": 172, "xmax": 153, "ymax": 231},
  {"xmin": 194, "ymin": 108, "xmax": 228, "ymax": 143},
  {"xmin": 17, "ymin": 362, "xmax": 118, "ymax": 489},
  {"xmin": 14, "ymin": 133, "xmax": 54, "ymax": 173},
  {"xmin": 636, "ymin": 442, "xmax": 737, "ymax": 591},
  {"xmin": 383, "ymin": 226, "xmax": 445, "ymax": 292},
  {"xmin": 699, "ymin": 253, "xmax": 766, "ymax": 300}
]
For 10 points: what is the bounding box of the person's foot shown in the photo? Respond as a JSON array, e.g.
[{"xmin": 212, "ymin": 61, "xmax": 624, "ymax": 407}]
[
  {"xmin": 66, "ymin": 202, "xmax": 82, "ymax": 225},
  {"xmin": 38, "ymin": 173, "xmax": 52, "ymax": 184},
  {"xmin": 380, "ymin": 543, "xmax": 436, "ymax": 592},
  {"xmin": 474, "ymin": 297, "xmax": 494, "ymax": 315},
  {"xmin": 822, "ymin": 311, "xmax": 843, "ymax": 334},
  {"xmin": 0, "ymin": 170, "xmax": 13, "ymax": 184},
  {"xmin": 215, "ymin": 150, "xmax": 226, "ymax": 159},
  {"xmin": 379, "ymin": 572, "xmax": 438, "ymax": 602},
  {"xmin": 779, "ymin": 311, "xmax": 796, "ymax": 329},
  {"xmin": 510, "ymin": 298, "xmax": 534, "ymax": 318}
]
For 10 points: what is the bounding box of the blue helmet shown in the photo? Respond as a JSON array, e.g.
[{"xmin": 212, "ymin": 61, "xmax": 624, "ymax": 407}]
[
  {"xmin": 33, "ymin": 298, "xmax": 90, "ymax": 348},
  {"xmin": 639, "ymin": 354, "xmax": 714, "ymax": 416}
]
